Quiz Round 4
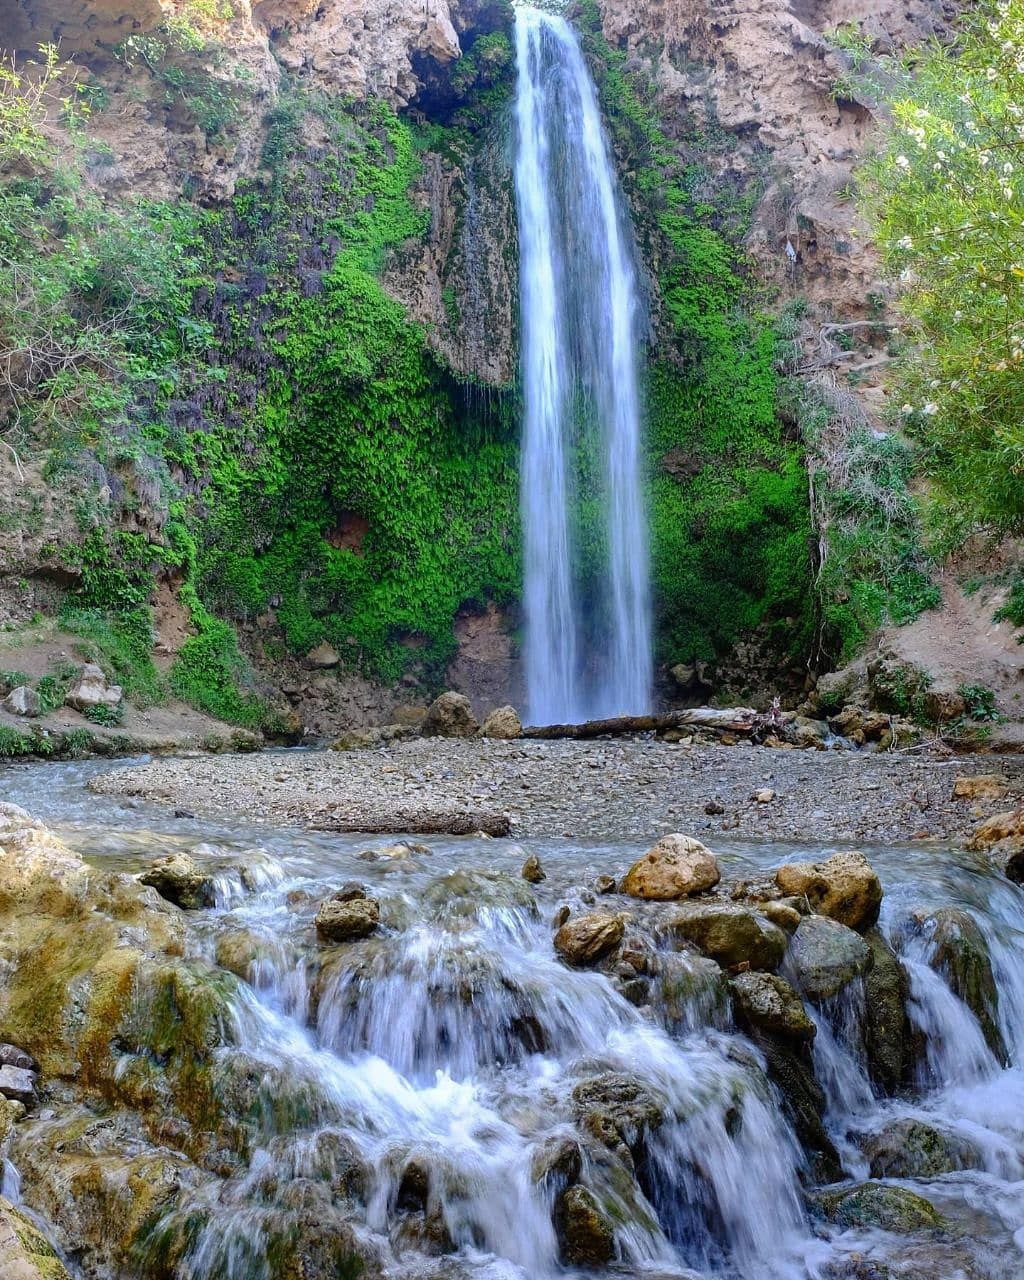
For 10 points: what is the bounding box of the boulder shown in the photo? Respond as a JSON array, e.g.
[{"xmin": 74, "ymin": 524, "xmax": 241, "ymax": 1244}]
[
  {"xmin": 555, "ymin": 1185, "xmax": 615, "ymax": 1266},
  {"xmin": 729, "ymin": 972, "xmax": 815, "ymax": 1042},
  {"xmin": 594, "ymin": 875, "xmax": 617, "ymax": 895},
  {"xmin": 814, "ymin": 1182, "xmax": 945, "ymax": 1233},
  {"xmin": 0, "ymin": 1064, "xmax": 35, "ymax": 1105},
  {"xmin": 786, "ymin": 915, "xmax": 871, "ymax": 1001},
  {"xmin": 921, "ymin": 682, "xmax": 967, "ymax": 723},
  {"xmin": 521, "ymin": 853, "xmax": 546, "ymax": 884},
  {"xmin": 621, "ymin": 834, "xmax": 720, "ymax": 900},
  {"xmin": 139, "ymin": 851, "xmax": 215, "ymax": 910},
  {"xmin": 554, "ymin": 912, "xmax": 624, "ymax": 966},
  {"xmin": 952, "ymin": 773, "xmax": 1008, "ymax": 801},
  {"xmin": 915, "ymin": 907, "xmax": 1006, "ymax": 1061},
  {"xmin": 531, "ymin": 1135, "xmax": 582, "ymax": 1187},
  {"xmin": 305, "ymin": 642, "xmax": 340, "ymax": 668},
  {"xmin": 755, "ymin": 1037, "xmax": 841, "ymax": 1184},
  {"xmin": 775, "ymin": 851, "xmax": 881, "ymax": 931},
  {"xmin": 862, "ymin": 1118, "xmax": 980, "ymax": 1179},
  {"xmin": 669, "ymin": 662, "xmax": 696, "ymax": 691},
  {"xmin": 480, "ymin": 705, "xmax": 522, "ymax": 739},
  {"xmin": 761, "ymin": 900, "xmax": 802, "ymax": 933},
  {"xmin": 0, "ymin": 1044, "xmax": 35, "ymax": 1071},
  {"xmin": 572, "ymin": 1072, "xmax": 665, "ymax": 1165},
  {"xmin": 421, "ymin": 870, "xmax": 538, "ymax": 921},
  {"xmin": 967, "ymin": 807, "xmax": 1024, "ymax": 884},
  {"xmin": 64, "ymin": 663, "xmax": 122, "ymax": 712},
  {"xmin": 421, "ymin": 691, "xmax": 479, "ymax": 738},
  {"xmin": 862, "ymin": 928, "xmax": 912, "ymax": 1094},
  {"xmin": 2, "ymin": 685, "xmax": 40, "ymax": 717},
  {"xmin": 214, "ymin": 928, "xmax": 268, "ymax": 981},
  {"xmin": 653, "ymin": 952, "xmax": 729, "ymax": 1027},
  {"xmin": 664, "ymin": 902, "xmax": 788, "ymax": 971},
  {"xmin": 315, "ymin": 896, "xmax": 380, "ymax": 943},
  {"xmin": 0, "ymin": 1197, "xmax": 71, "ymax": 1280}
]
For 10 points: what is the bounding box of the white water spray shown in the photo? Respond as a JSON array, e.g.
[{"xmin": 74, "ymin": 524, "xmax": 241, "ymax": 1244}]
[{"xmin": 514, "ymin": 5, "xmax": 652, "ymax": 724}]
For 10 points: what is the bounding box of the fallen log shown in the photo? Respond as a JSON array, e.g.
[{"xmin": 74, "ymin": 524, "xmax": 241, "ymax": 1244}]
[{"xmin": 524, "ymin": 708, "xmax": 758, "ymax": 740}]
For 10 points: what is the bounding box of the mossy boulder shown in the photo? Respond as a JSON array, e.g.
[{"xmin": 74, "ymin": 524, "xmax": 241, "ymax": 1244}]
[
  {"xmin": 754, "ymin": 1036, "xmax": 841, "ymax": 1183},
  {"xmin": 572, "ymin": 1072, "xmax": 666, "ymax": 1168},
  {"xmin": 555, "ymin": 1185, "xmax": 615, "ymax": 1266},
  {"xmin": 786, "ymin": 915, "xmax": 871, "ymax": 1001},
  {"xmin": 0, "ymin": 1196, "xmax": 71, "ymax": 1279},
  {"xmin": 862, "ymin": 928, "xmax": 912, "ymax": 1094},
  {"xmin": 862, "ymin": 1118, "xmax": 980, "ymax": 1179},
  {"xmin": 663, "ymin": 902, "xmax": 787, "ymax": 971},
  {"xmin": 813, "ymin": 1182, "xmax": 946, "ymax": 1233},
  {"xmin": 421, "ymin": 691, "xmax": 479, "ymax": 737},
  {"xmin": 914, "ymin": 907, "xmax": 1006, "ymax": 1063},
  {"xmin": 421, "ymin": 869, "xmax": 538, "ymax": 921},
  {"xmin": 729, "ymin": 972, "xmax": 815, "ymax": 1042}
]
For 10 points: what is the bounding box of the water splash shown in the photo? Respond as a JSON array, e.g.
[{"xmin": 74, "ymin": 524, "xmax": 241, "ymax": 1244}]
[{"xmin": 514, "ymin": 5, "xmax": 652, "ymax": 724}]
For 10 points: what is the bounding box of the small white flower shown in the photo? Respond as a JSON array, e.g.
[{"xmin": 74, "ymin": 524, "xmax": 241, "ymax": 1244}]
[
  {"xmin": 896, "ymin": 154, "xmax": 910, "ymax": 169},
  {"xmin": 922, "ymin": 402, "xmax": 939, "ymax": 415},
  {"xmin": 897, "ymin": 235, "xmax": 914, "ymax": 249},
  {"xmin": 901, "ymin": 403, "xmax": 915, "ymax": 415}
]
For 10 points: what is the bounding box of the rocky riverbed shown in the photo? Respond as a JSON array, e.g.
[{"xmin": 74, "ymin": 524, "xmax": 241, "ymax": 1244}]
[{"xmin": 87, "ymin": 737, "xmax": 1024, "ymax": 845}]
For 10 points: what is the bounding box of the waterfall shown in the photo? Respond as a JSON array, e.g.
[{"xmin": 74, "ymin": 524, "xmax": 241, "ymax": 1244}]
[{"xmin": 514, "ymin": 5, "xmax": 652, "ymax": 725}]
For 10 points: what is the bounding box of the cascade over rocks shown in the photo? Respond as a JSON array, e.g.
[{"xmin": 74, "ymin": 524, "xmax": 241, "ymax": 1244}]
[
  {"xmin": 813, "ymin": 1182, "xmax": 946, "ymax": 1233},
  {"xmin": 621, "ymin": 834, "xmax": 721, "ymax": 900},
  {"xmin": 913, "ymin": 906, "xmax": 1007, "ymax": 1062},
  {"xmin": 774, "ymin": 851, "xmax": 882, "ymax": 931},
  {"xmin": 785, "ymin": 915, "xmax": 872, "ymax": 1001}
]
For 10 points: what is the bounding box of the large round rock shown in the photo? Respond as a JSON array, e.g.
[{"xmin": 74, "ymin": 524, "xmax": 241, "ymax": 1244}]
[
  {"xmin": 775, "ymin": 851, "xmax": 881, "ymax": 931},
  {"xmin": 421, "ymin": 691, "xmax": 479, "ymax": 738},
  {"xmin": 554, "ymin": 912, "xmax": 624, "ymax": 966},
  {"xmin": 315, "ymin": 896, "xmax": 380, "ymax": 943},
  {"xmin": 621, "ymin": 834, "xmax": 720, "ymax": 900},
  {"xmin": 786, "ymin": 914, "xmax": 871, "ymax": 1000}
]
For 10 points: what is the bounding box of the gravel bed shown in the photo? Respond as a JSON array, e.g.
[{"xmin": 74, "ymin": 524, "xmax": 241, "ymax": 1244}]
[{"xmin": 88, "ymin": 738, "xmax": 1024, "ymax": 845}]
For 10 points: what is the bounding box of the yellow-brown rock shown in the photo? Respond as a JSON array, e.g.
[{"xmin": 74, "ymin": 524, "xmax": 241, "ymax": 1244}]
[{"xmin": 621, "ymin": 834, "xmax": 720, "ymax": 900}]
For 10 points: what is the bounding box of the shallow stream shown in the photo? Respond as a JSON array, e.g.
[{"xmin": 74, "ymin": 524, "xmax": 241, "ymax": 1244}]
[{"xmin": 4, "ymin": 756, "xmax": 1024, "ymax": 1280}]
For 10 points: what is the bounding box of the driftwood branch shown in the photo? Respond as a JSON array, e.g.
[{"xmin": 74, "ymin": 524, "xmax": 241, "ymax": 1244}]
[{"xmin": 524, "ymin": 708, "xmax": 757, "ymax": 740}]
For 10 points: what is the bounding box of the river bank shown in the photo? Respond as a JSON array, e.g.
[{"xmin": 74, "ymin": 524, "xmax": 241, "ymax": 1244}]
[{"xmin": 85, "ymin": 737, "xmax": 1024, "ymax": 845}]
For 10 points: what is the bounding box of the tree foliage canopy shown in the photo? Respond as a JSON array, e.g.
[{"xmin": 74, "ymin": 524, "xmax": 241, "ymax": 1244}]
[{"xmin": 846, "ymin": 1, "xmax": 1024, "ymax": 533}]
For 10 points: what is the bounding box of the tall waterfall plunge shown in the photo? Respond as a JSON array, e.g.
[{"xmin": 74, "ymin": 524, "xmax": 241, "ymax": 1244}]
[{"xmin": 514, "ymin": 5, "xmax": 653, "ymax": 725}]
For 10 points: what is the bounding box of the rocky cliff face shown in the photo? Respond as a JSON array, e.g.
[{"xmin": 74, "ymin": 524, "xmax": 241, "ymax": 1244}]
[{"xmin": 598, "ymin": 0, "xmax": 952, "ymax": 321}]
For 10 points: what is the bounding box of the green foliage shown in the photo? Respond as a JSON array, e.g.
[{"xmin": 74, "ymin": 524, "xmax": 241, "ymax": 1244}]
[
  {"xmin": 577, "ymin": 3, "xmax": 813, "ymax": 664},
  {"xmin": 784, "ymin": 376, "xmax": 940, "ymax": 661},
  {"xmin": 847, "ymin": 1, "xmax": 1024, "ymax": 531},
  {"xmin": 170, "ymin": 91, "xmax": 519, "ymax": 685},
  {"xmin": 83, "ymin": 702, "xmax": 124, "ymax": 727},
  {"xmin": 115, "ymin": 1, "xmax": 240, "ymax": 139},
  {"xmin": 0, "ymin": 726, "xmax": 34, "ymax": 757},
  {"xmin": 994, "ymin": 575, "xmax": 1024, "ymax": 629},
  {"xmin": 169, "ymin": 588, "xmax": 271, "ymax": 729},
  {"xmin": 959, "ymin": 681, "xmax": 999, "ymax": 720}
]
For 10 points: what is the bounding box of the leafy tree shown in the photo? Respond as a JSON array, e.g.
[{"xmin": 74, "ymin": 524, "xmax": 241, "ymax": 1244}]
[{"xmin": 844, "ymin": 1, "xmax": 1024, "ymax": 533}]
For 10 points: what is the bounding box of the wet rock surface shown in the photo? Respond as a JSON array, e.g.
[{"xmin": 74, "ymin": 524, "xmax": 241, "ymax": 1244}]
[
  {"xmin": 664, "ymin": 901, "xmax": 788, "ymax": 971},
  {"xmin": 775, "ymin": 851, "xmax": 882, "ymax": 931},
  {"xmin": 139, "ymin": 850, "xmax": 216, "ymax": 910},
  {"xmin": 786, "ymin": 915, "xmax": 872, "ymax": 1001},
  {"xmin": 554, "ymin": 912, "xmax": 625, "ymax": 966}
]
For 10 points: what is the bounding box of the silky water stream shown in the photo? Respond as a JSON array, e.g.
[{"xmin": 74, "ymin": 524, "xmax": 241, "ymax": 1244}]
[{"xmin": 3, "ymin": 757, "xmax": 1023, "ymax": 1280}]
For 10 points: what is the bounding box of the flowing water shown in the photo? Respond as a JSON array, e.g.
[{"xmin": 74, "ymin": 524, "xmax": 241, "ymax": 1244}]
[
  {"xmin": 4, "ymin": 756, "xmax": 1024, "ymax": 1280},
  {"xmin": 514, "ymin": 6, "xmax": 652, "ymax": 725}
]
